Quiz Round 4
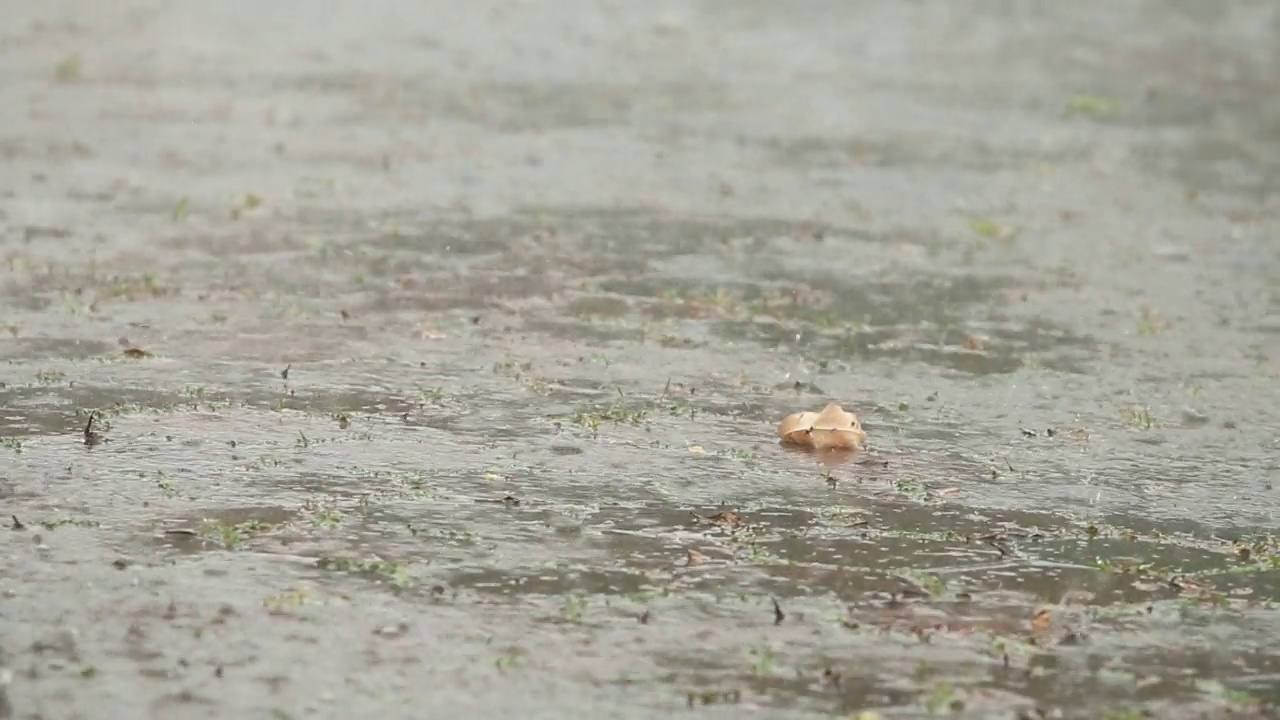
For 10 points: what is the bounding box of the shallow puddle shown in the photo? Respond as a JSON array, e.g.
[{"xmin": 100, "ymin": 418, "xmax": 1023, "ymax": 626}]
[{"xmin": 3, "ymin": 1, "xmax": 1280, "ymax": 718}]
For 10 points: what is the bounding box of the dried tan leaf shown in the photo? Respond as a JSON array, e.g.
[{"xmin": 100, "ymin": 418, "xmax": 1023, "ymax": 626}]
[
  {"xmin": 1031, "ymin": 608, "xmax": 1052, "ymax": 632},
  {"xmin": 686, "ymin": 549, "xmax": 711, "ymax": 565},
  {"xmin": 704, "ymin": 511, "xmax": 743, "ymax": 529},
  {"xmin": 777, "ymin": 402, "xmax": 866, "ymax": 450}
]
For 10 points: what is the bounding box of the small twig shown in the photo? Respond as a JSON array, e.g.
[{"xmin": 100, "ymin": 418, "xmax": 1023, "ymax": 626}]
[{"xmin": 83, "ymin": 411, "xmax": 104, "ymax": 446}]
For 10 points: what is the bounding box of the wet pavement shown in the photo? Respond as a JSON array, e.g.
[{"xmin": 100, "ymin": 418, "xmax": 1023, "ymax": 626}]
[{"xmin": 2, "ymin": 1, "xmax": 1280, "ymax": 718}]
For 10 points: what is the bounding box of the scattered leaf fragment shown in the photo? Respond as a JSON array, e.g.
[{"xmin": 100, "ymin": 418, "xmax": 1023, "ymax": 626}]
[
  {"xmin": 55, "ymin": 54, "xmax": 82, "ymax": 83},
  {"xmin": 1064, "ymin": 94, "xmax": 1121, "ymax": 119},
  {"xmin": 777, "ymin": 402, "xmax": 866, "ymax": 450},
  {"xmin": 1169, "ymin": 575, "xmax": 1208, "ymax": 595},
  {"xmin": 969, "ymin": 219, "xmax": 1019, "ymax": 242},
  {"xmin": 229, "ymin": 193, "xmax": 263, "ymax": 220}
]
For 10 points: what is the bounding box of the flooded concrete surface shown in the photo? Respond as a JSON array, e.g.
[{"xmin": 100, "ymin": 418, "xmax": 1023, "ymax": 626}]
[{"xmin": 2, "ymin": 0, "xmax": 1280, "ymax": 717}]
